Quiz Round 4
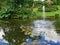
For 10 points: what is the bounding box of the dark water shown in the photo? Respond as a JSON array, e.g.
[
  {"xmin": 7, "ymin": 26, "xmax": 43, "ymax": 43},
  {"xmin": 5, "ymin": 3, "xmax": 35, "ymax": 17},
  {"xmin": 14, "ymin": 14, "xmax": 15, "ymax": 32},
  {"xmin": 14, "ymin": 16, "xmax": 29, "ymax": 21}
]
[
  {"xmin": 0, "ymin": 19, "xmax": 60, "ymax": 45},
  {"xmin": 0, "ymin": 19, "xmax": 33, "ymax": 45}
]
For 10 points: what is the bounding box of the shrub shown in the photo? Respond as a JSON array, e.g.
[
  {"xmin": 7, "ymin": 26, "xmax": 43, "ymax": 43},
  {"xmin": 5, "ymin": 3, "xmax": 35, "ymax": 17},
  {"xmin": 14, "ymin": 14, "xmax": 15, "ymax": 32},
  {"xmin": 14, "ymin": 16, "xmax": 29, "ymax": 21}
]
[{"xmin": 38, "ymin": 1, "xmax": 58, "ymax": 12}]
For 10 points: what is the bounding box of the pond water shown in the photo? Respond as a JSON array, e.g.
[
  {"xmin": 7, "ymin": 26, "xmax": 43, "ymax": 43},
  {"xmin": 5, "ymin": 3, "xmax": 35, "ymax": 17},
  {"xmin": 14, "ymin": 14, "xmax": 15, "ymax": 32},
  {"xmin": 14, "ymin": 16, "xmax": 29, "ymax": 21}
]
[{"xmin": 0, "ymin": 19, "xmax": 60, "ymax": 45}]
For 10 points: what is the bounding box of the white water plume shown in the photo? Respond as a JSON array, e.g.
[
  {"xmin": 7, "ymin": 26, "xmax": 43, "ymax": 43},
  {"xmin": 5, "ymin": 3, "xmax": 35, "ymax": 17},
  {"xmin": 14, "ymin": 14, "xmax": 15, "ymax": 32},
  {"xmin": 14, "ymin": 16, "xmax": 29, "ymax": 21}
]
[{"xmin": 42, "ymin": 6, "xmax": 45, "ymax": 20}]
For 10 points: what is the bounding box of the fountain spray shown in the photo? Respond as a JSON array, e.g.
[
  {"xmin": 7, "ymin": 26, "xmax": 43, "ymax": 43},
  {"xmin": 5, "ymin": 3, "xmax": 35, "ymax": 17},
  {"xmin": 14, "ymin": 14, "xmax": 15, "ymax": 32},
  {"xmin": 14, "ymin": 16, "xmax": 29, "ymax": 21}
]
[{"xmin": 41, "ymin": 0, "xmax": 46, "ymax": 20}]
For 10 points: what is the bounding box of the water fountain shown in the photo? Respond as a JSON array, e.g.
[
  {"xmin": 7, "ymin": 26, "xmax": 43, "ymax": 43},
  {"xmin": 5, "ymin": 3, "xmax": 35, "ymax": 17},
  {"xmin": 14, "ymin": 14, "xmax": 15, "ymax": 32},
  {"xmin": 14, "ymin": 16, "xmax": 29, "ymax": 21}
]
[
  {"xmin": 25, "ymin": 0, "xmax": 60, "ymax": 45},
  {"xmin": 41, "ymin": 0, "xmax": 45, "ymax": 20}
]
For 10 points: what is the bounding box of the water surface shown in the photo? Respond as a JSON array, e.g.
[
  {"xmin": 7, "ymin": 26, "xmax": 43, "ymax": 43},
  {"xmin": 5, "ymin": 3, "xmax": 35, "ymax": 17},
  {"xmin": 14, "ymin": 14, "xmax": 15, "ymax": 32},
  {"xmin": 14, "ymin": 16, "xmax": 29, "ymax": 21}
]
[{"xmin": 0, "ymin": 19, "xmax": 60, "ymax": 45}]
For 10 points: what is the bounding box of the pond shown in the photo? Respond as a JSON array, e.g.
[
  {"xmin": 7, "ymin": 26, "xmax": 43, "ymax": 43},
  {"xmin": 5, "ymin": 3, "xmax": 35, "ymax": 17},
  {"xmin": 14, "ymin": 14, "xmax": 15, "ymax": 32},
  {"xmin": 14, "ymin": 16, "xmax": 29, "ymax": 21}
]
[{"xmin": 0, "ymin": 18, "xmax": 60, "ymax": 45}]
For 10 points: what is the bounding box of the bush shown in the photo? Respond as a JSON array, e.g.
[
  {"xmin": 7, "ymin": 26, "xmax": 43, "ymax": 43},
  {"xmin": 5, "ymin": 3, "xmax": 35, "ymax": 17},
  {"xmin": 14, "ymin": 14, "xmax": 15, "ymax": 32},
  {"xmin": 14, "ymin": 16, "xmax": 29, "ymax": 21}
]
[
  {"xmin": 38, "ymin": 1, "xmax": 58, "ymax": 12},
  {"xmin": 38, "ymin": 5, "xmax": 58, "ymax": 12},
  {"xmin": 0, "ymin": 5, "xmax": 18, "ymax": 19},
  {"xmin": 0, "ymin": 6, "xmax": 33, "ymax": 19},
  {"xmin": 13, "ymin": 7, "xmax": 33, "ymax": 19}
]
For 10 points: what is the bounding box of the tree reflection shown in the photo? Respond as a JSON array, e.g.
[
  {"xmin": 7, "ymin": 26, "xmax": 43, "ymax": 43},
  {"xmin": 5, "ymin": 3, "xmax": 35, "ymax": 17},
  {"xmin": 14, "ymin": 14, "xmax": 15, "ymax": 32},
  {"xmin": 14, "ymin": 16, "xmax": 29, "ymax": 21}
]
[
  {"xmin": 0, "ymin": 19, "xmax": 32, "ymax": 45},
  {"xmin": 4, "ymin": 27, "xmax": 27, "ymax": 45},
  {"xmin": 55, "ymin": 17, "xmax": 60, "ymax": 34}
]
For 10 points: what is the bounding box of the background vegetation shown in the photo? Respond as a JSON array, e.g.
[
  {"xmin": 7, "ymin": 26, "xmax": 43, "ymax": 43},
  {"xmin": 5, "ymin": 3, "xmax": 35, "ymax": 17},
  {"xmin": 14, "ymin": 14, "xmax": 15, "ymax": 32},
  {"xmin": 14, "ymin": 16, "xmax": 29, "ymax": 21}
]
[{"xmin": 0, "ymin": 0, "xmax": 60, "ymax": 19}]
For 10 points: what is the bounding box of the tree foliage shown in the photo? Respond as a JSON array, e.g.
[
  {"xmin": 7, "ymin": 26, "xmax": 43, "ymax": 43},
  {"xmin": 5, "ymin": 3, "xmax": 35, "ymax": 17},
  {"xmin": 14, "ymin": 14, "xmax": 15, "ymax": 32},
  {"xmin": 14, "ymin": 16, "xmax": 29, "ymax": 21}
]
[{"xmin": 0, "ymin": 0, "xmax": 34, "ymax": 19}]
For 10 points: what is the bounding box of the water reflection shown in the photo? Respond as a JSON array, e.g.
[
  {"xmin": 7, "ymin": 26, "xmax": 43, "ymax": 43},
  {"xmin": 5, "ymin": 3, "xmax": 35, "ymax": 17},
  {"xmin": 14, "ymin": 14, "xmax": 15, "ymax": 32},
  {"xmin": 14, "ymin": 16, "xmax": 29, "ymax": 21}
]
[
  {"xmin": 0, "ymin": 19, "xmax": 60, "ymax": 45},
  {"xmin": 0, "ymin": 27, "xmax": 9, "ymax": 45},
  {"xmin": 0, "ymin": 19, "xmax": 33, "ymax": 45},
  {"xmin": 0, "ymin": 27, "xmax": 5, "ymax": 39}
]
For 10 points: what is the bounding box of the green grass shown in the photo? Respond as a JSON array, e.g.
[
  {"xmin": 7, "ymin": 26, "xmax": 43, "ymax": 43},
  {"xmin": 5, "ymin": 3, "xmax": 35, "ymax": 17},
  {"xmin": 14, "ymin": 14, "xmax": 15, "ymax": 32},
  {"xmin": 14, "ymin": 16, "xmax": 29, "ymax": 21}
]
[{"xmin": 33, "ymin": 5, "xmax": 60, "ymax": 17}]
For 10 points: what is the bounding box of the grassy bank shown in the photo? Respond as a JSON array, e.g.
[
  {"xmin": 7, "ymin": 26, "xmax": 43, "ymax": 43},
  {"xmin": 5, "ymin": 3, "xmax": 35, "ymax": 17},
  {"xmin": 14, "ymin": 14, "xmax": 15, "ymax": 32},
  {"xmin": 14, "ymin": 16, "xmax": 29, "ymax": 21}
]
[{"xmin": 33, "ymin": 5, "xmax": 60, "ymax": 17}]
